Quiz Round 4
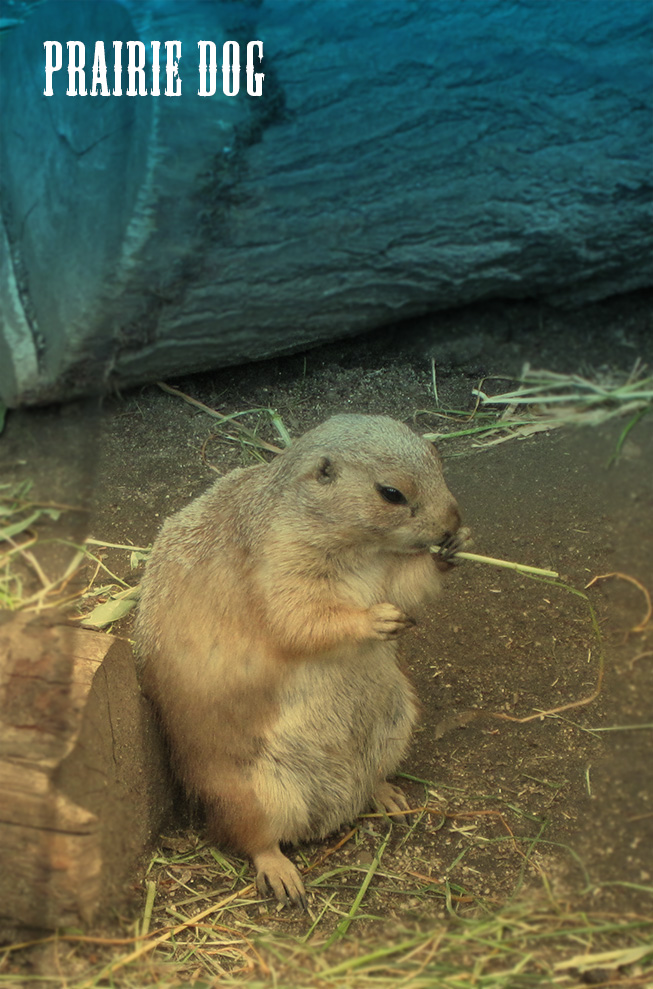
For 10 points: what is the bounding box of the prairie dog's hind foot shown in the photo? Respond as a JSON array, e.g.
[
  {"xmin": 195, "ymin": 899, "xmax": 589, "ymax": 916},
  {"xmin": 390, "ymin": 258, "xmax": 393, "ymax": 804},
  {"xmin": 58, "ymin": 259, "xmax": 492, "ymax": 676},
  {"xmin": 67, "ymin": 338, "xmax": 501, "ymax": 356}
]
[
  {"xmin": 373, "ymin": 780, "xmax": 414, "ymax": 822},
  {"xmin": 254, "ymin": 847, "xmax": 308, "ymax": 910}
]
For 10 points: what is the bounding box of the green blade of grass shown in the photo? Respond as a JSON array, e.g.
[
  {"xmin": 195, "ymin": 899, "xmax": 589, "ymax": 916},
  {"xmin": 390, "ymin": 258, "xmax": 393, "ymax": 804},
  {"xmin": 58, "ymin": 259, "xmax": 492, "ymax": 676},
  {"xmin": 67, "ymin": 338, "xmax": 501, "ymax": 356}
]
[
  {"xmin": 0, "ymin": 510, "xmax": 44, "ymax": 540},
  {"xmin": 140, "ymin": 880, "xmax": 157, "ymax": 937},
  {"xmin": 323, "ymin": 829, "xmax": 391, "ymax": 949},
  {"xmin": 80, "ymin": 594, "xmax": 138, "ymax": 628},
  {"xmin": 607, "ymin": 406, "xmax": 650, "ymax": 467}
]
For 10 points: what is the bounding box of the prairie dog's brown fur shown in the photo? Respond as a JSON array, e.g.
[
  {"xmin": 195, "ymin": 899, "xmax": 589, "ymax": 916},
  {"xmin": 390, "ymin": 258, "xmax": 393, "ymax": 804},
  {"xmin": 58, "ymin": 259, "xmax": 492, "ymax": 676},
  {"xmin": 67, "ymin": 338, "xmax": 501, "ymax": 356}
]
[{"xmin": 136, "ymin": 414, "xmax": 467, "ymax": 907}]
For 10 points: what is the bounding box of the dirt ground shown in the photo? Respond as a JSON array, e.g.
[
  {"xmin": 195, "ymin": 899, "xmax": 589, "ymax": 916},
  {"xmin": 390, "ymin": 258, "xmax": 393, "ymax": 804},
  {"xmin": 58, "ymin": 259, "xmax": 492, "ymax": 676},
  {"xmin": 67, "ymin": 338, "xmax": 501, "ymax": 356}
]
[{"xmin": 1, "ymin": 290, "xmax": 652, "ymax": 983}]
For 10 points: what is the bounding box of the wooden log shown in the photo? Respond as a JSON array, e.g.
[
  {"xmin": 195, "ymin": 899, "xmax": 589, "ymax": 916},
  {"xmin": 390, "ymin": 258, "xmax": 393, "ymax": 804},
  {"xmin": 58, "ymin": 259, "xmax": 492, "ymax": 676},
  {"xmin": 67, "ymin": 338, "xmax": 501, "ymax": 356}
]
[
  {"xmin": 0, "ymin": 613, "xmax": 172, "ymax": 929},
  {"xmin": 0, "ymin": 0, "xmax": 651, "ymax": 407}
]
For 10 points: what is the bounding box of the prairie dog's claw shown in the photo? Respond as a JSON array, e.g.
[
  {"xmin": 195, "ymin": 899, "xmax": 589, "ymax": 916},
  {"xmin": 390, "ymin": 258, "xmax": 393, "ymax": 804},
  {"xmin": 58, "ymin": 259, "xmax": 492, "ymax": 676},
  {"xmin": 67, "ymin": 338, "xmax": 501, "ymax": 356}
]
[
  {"xmin": 373, "ymin": 781, "xmax": 413, "ymax": 822},
  {"xmin": 437, "ymin": 526, "xmax": 473, "ymax": 561},
  {"xmin": 254, "ymin": 849, "xmax": 307, "ymax": 911}
]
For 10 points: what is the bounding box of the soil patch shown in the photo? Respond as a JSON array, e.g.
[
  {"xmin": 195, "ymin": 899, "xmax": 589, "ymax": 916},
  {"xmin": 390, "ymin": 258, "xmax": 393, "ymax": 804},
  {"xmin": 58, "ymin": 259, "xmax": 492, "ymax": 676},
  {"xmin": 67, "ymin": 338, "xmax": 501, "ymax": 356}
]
[{"xmin": 1, "ymin": 291, "xmax": 652, "ymax": 984}]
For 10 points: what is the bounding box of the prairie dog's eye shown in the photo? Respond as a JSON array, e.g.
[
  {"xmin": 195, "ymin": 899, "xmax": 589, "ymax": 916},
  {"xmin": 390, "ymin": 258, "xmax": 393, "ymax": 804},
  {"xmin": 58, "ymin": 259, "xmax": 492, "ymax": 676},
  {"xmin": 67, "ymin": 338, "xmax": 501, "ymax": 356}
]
[{"xmin": 376, "ymin": 484, "xmax": 408, "ymax": 506}]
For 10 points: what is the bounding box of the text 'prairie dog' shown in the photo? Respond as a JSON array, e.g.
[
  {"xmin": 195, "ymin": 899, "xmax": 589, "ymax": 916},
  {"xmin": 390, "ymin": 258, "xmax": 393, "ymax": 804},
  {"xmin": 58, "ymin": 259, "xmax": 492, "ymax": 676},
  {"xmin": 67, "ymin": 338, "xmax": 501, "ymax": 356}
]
[{"xmin": 136, "ymin": 414, "xmax": 468, "ymax": 908}]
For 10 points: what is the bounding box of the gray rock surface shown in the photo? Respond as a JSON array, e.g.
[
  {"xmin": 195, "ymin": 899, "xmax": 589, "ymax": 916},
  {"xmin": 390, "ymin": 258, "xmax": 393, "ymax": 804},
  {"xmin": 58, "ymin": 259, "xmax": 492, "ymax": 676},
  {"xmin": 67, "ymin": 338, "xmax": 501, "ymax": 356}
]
[{"xmin": 1, "ymin": 0, "xmax": 651, "ymax": 406}]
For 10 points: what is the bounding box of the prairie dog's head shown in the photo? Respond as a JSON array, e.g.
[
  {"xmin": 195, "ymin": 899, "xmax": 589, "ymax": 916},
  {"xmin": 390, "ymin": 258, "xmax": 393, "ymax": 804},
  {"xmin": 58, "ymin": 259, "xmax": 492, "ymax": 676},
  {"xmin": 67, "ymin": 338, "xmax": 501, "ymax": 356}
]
[{"xmin": 273, "ymin": 414, "xmax": 462, "ymax": 554}]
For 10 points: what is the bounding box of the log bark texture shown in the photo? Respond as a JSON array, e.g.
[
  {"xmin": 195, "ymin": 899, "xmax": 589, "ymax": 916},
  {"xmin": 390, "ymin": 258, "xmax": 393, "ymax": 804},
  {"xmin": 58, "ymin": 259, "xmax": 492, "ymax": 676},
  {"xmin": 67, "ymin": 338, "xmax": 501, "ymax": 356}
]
[
  {"xmin": 1, "ymin": 0, "xmax": 651, "ymax": 407},
  {"xmin": 0, "ymin": 613, "xmax": 172, "ymax": 929}
]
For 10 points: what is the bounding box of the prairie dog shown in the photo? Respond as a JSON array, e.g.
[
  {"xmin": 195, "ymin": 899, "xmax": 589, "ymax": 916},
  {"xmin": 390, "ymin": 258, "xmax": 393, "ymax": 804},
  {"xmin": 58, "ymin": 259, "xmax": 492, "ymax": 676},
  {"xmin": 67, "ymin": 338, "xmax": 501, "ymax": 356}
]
[{"xmin": 136, "ymin": 414, "xmax": 468, "ymax": 908}]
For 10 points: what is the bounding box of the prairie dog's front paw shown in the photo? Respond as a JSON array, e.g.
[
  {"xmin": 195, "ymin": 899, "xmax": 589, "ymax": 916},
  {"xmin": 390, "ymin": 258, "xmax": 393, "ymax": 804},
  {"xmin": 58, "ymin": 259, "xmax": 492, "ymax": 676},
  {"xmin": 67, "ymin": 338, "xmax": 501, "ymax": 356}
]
[
  {"xmin": 368, "ymin": 602, "xmax": 415, "ymax": 640},
  {"xmin": 436, "ymin": 525, "xmax": 473, "ymax": 563},
  {"xmin": 454, "ymin": 526, "xmax": 474, "ymax": 553}
]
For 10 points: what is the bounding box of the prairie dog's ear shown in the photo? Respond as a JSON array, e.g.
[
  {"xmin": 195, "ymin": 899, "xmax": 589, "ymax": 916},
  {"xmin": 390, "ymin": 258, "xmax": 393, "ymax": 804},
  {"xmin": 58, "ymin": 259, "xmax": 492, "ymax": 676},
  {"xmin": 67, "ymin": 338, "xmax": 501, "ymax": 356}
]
[{"xmin": 316, "ymin": 456, "xmax": 338, "ymax": 484}]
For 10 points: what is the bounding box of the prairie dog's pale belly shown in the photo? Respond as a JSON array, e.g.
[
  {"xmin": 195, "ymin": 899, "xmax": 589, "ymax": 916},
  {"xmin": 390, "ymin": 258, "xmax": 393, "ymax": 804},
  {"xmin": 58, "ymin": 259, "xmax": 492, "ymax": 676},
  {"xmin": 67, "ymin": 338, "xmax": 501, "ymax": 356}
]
[{"xmin": 250, "ymin": 645, "xmax": 418, "ymax": 842}]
